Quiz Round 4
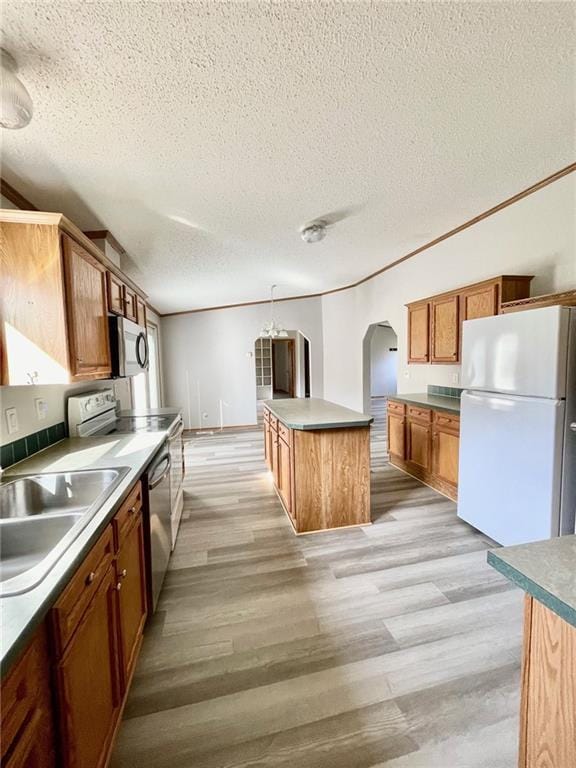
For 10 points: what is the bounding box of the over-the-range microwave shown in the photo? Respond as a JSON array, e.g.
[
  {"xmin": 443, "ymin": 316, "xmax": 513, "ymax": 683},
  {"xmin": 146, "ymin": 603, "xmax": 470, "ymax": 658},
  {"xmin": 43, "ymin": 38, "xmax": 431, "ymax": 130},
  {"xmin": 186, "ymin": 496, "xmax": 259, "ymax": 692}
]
[{"xmin": 109, "ymin": 316, "xmax": 149, "ymax": 377}]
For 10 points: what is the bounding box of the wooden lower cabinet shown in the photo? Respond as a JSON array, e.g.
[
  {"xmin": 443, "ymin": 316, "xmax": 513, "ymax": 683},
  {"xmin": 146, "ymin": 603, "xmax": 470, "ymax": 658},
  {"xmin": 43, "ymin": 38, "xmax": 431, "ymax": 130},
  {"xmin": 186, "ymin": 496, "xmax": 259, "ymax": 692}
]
[
  {"xmin": 387, "ymin": 400, "xmax": 460, "ymax": 501},
  {"xmin": 264, "ymin": 407, "xmax": 371, "ymax": 533},
  {"xmin": 519, "ymin": 596, "xmax": 576, "ymax": 768},
  {"xmin": 54, "ymin": 565, "xmax": 122, "ymax": 768},
  {"xmin": 116, "ymin": 513, "xmax": 148, "ymax": 689},
  {"xmin": 49, "ymin": 480, "xmax": 146, "ymax": 768},
  {"xmin": 1, "ymin": 626, "xmax": 56, "ymax": 768}
]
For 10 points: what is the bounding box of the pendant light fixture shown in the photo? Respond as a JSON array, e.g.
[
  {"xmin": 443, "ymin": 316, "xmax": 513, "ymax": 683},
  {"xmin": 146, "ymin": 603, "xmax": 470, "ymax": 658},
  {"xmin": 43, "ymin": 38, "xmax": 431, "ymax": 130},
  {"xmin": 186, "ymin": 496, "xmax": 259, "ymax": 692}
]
[
  {"xmin": 1, "ymin": 49, "xmax": 33, "ymax": 129},
  {"xmin": 260, "ymin": 284, "xmax": 288, "ymax": 338}
]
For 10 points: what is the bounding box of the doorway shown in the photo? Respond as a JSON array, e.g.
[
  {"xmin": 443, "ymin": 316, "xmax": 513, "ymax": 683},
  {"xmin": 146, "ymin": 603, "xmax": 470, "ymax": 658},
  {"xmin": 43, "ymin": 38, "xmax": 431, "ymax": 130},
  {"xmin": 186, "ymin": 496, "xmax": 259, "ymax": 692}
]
[
  {"xmin": 362, "ymin": 322, "xmax": 398, "ymax": 414},
  {"xmin": 254, "ymin": 331, "xmax": 311, "ymax": 402}
]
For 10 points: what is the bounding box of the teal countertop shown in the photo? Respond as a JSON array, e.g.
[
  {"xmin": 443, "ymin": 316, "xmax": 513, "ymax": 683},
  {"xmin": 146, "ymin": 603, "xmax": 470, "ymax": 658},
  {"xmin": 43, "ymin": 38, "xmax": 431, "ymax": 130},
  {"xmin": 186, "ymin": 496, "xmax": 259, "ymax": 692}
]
[
  {"xmin": 264, "ymin": 398, "xmax": 373, "ymax": 430},
  {"xmin": 388, "ymin": 393, "xmax": 461, "ymax": 413},
  {"xmin": 488, "ymin": 536, "xmax": 576, "ymax": 628}
]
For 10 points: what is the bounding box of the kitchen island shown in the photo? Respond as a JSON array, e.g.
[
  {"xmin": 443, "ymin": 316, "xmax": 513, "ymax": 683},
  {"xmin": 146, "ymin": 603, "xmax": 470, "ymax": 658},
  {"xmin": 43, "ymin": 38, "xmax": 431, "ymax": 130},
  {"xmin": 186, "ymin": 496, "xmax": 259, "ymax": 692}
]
[
  {"xmin": 488, "ymin": 537, "xmax": 576, "ymax": 767},
  {"xmin": 263, "ymin": 398, "xmax": 373, "ymax": 533}
]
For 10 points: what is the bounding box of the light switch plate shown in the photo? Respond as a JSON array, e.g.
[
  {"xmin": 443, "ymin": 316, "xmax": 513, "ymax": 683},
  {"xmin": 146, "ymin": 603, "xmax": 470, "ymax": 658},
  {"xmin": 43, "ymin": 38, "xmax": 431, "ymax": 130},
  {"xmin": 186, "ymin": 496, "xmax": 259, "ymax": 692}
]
[
  {"xmin": 5, "ymin": 407, "xmax": 19, "ymax": 435},
  {"xmin": 35, "ymin": 398, "xmax": 48, "ymax": 421},
  {"xmin": 452, "ymin": 373, "xmax": 459, "ymax": 384}
]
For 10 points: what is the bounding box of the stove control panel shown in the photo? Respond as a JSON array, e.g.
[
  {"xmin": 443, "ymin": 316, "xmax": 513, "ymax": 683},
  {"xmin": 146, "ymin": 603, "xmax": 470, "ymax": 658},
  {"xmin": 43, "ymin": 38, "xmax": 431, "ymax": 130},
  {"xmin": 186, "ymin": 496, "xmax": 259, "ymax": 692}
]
[{"xmin": 68, "ymin": 388, "xmax": 118, "ymax": 436}]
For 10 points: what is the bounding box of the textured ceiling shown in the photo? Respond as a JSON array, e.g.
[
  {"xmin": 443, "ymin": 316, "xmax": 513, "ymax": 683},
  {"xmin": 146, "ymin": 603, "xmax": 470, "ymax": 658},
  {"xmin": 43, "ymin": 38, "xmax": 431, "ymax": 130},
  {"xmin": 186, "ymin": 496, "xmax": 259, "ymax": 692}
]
[{"xmin": 2, "ymin": 1, "xmax": 574, "ymax": 313}]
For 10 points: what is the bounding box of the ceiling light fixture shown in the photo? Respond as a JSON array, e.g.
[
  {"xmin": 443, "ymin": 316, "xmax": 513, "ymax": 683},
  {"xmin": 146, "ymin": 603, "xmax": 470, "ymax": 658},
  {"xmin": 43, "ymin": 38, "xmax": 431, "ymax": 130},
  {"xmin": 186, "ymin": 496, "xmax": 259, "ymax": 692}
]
[
  {"xmin": 260, "ymin": 284, "xmax": 288, "ymax": 338},
  {"xmin": 1, "ymin": 49, "xmax": 33, "ymax": 129},
  {"xmin": 300, "ymin": 221, "xmax": 327, "ymax": 243}
]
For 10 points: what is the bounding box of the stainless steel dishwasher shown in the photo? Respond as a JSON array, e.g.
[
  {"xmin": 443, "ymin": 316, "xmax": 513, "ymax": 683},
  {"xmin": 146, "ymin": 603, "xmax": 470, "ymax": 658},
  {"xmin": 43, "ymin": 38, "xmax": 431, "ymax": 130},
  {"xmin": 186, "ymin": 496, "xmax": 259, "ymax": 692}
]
[{"xmin": 147, "ymin": 444, "xmax": 172, "ymax": 611}]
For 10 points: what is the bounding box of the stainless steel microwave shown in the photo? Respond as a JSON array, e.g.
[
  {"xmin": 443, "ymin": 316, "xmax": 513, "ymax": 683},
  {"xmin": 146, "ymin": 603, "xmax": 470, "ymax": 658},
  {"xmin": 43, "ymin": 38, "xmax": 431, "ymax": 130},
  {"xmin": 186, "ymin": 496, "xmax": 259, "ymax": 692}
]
[{"xmin": 109, "ymin": 316, "xmax": 149, "ymax": 377}]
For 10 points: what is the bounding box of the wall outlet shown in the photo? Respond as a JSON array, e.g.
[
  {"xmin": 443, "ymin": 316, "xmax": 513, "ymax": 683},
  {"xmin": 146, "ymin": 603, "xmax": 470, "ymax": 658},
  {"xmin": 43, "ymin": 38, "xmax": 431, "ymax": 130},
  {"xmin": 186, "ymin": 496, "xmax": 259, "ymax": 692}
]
[
  {"xmin": 35, "ymin": 398, "xmax": 48, "ymax": 421},
  {"xmin": 451, "ymin": 373, "xmax": 459, "ymax": 384},
  {"xmin": 5, "ymin": 407, "xmax": 19, "ymax": 435},
  {"xmin": 403, "ymin": 370, "xmax": 410, "ymax": 379},
  {"xmin": 202, "ymin": 412, "xmax": 209, "ymax": 420}
]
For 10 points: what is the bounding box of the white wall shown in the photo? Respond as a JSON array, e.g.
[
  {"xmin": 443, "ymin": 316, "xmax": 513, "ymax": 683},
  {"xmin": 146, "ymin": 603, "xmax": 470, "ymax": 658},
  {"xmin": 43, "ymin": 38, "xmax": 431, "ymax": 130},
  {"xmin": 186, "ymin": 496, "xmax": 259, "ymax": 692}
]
[
  {"xmin": 323, "ymin": 173, "xmax": 576, "ymax": 412},
  {"xmin": 161, "ymin": 297, "xmax": 323, "ymax": 429},
  {"xmin": 0, "ymin": 379, "xmax": 131, "ymax": 447},
  {"xmin": 370, "ymin": 325, "xmax": 398, "ymax": 397}
]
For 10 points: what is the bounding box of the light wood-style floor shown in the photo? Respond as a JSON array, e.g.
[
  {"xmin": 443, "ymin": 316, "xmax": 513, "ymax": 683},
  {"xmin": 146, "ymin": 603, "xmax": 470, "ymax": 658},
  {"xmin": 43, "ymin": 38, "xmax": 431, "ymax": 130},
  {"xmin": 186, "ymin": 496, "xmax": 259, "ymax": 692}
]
[{"xmin": 111, "ymin": 398, "xmax": 524, "ymax": 768}]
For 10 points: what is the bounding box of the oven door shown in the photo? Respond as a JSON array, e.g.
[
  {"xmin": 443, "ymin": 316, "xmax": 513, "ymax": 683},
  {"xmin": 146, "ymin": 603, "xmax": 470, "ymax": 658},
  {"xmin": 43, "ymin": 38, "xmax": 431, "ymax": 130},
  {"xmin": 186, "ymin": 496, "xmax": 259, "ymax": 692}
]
[{"xmin": 114, "ymin": 317, "xmax": 149, "ymax": 377}]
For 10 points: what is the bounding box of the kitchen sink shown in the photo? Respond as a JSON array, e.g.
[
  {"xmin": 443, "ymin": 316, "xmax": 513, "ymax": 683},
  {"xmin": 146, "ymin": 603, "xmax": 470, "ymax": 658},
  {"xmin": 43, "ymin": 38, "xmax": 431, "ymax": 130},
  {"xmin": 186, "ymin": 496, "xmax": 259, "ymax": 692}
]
[{"xmin": 0, "ymin": 468, "xmax": 130, "ymax": 596}]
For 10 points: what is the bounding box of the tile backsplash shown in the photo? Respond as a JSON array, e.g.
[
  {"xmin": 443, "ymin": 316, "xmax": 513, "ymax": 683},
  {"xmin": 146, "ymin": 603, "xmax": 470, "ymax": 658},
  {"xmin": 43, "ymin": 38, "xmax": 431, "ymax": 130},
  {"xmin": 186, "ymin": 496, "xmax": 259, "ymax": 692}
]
[
  {"xmin": 1, "ymin": 422, "xmax": 66, "ymax": 470},
  {"xmin": 427, "ymin": 385, "xmax": 463, "ymax": 399}
]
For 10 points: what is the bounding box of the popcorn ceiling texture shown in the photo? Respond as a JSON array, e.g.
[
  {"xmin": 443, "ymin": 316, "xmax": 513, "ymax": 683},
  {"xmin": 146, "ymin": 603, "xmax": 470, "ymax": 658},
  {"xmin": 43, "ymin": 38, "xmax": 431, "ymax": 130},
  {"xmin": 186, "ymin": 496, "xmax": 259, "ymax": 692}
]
[{"xmin": 2, "ymin": 1, "xmax": 574, "ymax": 313}]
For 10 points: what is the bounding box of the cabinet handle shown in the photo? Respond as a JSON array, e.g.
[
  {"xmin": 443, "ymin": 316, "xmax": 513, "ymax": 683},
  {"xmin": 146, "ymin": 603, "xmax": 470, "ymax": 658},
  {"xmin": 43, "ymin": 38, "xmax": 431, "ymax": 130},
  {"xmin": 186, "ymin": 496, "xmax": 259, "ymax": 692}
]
[
  {"xmin": 129, "ymin": 505, "xmax": 137, "ymax": 514},
  {"xmin": 115, "ymin": 582, "xmax": 122, "ymax": 592},
  {"xmin": 86, "ymin": 571, "xmax": 96, "ymax": 585},
  {"xmin": 120, "ymin": 569, "xmax": 127, "ymax": 579},
  {"xmin": 570, "ymin": 423, "xmax": 576, "ymax": 433}
]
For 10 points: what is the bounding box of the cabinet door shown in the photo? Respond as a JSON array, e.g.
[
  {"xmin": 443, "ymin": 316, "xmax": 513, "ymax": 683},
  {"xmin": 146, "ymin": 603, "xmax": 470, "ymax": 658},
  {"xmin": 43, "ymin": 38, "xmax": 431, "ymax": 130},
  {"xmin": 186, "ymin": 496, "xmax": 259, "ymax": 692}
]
[
  {"xmin": 264, "ymin": 420, "xmax": 271, "ymax": 470},
  {"xmin": 407, "ymin": 303, "xmax": 430, "ymax": 363},
  {"xmin": 117, "ymin": 514, "xmax": 147, "ymax": 691},
  {"xmin": 387, "ymin": 413, "xmax": 406, "ymax": 460},
  {"xmin": 136, "ymin": 297, "xmax": 147, "ymax": 328},
  {"xmin": 55, "ymin": 566, "xmax": 122, "ymax": 768},
  {"xmin": 460, "ymin": 282, "xmax": 498, "ymax": 322},
  {"xmin": 271, "ymin": 425, "xmax": 279, "ymax": 484},
  {"xmin": 123, "ymin": 286, "xmax": 138, "ymax": 323},
  {"xmin": 406, "ymin": 419, "xmax": 432, "ymax": 471},
  {"xmin": 431, "ymin": 295, "xmax": 459, "ymax": 363},
  {"xmin": 62, "ymin": 235, "xmax": 111, "ymax": 380},
  {"xmin": 433, "ymin": 427, "xmax": 460, "ymax": 486},
  {"xmin": 277, "ymin": 437, "xmax": 292, "ymax": 515},
  {"xmin": 106, "ymin": 272, "xmax": 125, "ymax": 316}
]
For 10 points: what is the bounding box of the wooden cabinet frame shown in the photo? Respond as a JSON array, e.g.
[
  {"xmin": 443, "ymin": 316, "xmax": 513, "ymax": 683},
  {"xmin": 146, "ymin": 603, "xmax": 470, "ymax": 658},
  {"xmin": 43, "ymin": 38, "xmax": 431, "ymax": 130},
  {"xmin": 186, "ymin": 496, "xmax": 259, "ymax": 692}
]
[{"xmin": 406, "ymin": 275, "xmax": 533, "ymax": 366}]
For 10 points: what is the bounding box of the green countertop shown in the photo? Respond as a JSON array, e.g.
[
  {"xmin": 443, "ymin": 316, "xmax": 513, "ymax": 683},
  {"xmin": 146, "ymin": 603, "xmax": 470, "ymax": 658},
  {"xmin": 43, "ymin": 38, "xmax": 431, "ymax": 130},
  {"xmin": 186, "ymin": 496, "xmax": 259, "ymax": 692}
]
[
  {"xmin": 488, "ymin": 536, "xmax": 576, "ymax": 629},
  {"xmin": 264, "ymin": 398, "xmax": 373, "ymax": 430},
  {"xmin": 388, "ymin": 393, "xmax": 461, "ymax": 413}
]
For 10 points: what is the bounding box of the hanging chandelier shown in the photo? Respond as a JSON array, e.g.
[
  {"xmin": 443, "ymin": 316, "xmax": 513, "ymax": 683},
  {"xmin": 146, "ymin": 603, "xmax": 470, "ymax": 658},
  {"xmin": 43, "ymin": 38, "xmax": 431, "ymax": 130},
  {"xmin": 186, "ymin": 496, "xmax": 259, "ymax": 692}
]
[{"xmin": 260, "ymin": 284, "xmax": 288, "ymax": 338}]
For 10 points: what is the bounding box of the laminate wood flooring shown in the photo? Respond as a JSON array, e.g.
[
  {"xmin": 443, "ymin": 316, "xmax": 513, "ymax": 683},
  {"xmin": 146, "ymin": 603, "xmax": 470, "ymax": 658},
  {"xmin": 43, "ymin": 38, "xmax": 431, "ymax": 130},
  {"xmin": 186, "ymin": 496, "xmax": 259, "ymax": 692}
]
[{"xmin": 111, "ymin": 398, "xmax": 523, "ymax": 768}]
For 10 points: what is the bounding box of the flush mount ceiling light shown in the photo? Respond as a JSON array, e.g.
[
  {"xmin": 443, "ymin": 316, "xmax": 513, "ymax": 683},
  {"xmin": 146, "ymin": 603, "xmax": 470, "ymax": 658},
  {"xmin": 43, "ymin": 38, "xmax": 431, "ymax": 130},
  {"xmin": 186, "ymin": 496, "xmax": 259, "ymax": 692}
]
[
  {"xmin": 300, "ymin": 221, "xmax": 327, "ymax": 244},
  {"xmin": 260, "ymin": 284, "xmax": 288, "ymax": 338},
  {"xmin": 1, "ymin": 48, "xmax": 33, "ymax": 129}
]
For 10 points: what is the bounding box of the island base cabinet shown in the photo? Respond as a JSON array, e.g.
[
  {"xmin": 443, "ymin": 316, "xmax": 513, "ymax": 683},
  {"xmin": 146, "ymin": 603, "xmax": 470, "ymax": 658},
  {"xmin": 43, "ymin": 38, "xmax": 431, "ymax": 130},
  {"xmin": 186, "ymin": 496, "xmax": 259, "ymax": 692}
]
[
  {"xmin": 519, "ymin": 596, "xmax": 576, "ymax": 768},
  {"xmin": 54, "ymin": 565, "xmax": 122, "ymax": 768}
]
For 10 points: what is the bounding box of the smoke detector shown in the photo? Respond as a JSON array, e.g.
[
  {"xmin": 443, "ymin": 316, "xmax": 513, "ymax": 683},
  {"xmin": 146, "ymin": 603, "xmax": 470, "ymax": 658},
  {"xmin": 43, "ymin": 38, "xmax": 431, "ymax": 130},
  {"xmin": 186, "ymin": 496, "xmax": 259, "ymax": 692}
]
[{"xmin": 300, "ymin": 221, "xmax": 327, "ymax": 244}]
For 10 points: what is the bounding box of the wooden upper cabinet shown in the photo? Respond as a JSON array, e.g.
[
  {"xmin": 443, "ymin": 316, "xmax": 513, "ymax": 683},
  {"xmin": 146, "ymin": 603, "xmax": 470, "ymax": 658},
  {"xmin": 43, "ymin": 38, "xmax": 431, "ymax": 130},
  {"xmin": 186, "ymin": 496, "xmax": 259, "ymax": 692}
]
[
  {"xmin": 62, "ymin": 235, "xmax": 111, "ymax": 380},
  {"xmin": 460, "ymin": 281, "xmax": 498, "ymax": 322},
  {"xmin": 123, "ymin": 285, "xmax": 138, "ymax": 323},
  {"xmin": 106, "ymin": 271, "xmax": 125, "ymax": 316},
  {"xmin": 406, "ymin": 275, "xmax": 533, "ymax": 366},
  {"xmin": 136, "ymin": 296, "xmax": 147, "ymax": 328},
  {"xmin": 431, "ymin": 294, "xmax": 459, "ymax": 363},
  {"xmin": 407, "ymin": 302, "xmax": 430, "ymax": 363}
]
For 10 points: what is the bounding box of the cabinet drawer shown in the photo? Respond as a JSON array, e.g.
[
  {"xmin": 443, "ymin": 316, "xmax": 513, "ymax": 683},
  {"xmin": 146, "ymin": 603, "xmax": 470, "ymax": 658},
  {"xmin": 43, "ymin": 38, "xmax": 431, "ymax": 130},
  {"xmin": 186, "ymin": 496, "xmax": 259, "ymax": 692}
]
[
  {"xmin": 407, "ymin": 405, "xmax": 432, "ymax": 423},
  {"xmin": 387, "ymin": 400, "xmax": 405, "ymax": 415},
  {"xmin": 113, "ymin": 481, "xmax": 143, "ymax": 550},
  {"xmin": 269, "ymin": 414, "xmax": 278, "ymax": 431},
  {"xmin": 50, "ymin": 525, "xmax": 115, "ymax": 656},
  {"xmin": 278, "ymin": 421, "xmax": 291, "ymax": 444},
  {"xmin": 433, "ymin": 411, "xmax": 460, "ymax": 432}
]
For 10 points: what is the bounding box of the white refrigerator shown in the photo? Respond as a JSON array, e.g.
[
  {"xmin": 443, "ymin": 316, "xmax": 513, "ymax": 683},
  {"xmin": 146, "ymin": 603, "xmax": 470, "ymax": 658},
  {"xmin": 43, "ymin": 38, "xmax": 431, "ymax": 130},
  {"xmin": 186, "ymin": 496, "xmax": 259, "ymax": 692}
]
[{"xmin": 458, "ymin": 305, "xmax": 576, "ymax": 546}]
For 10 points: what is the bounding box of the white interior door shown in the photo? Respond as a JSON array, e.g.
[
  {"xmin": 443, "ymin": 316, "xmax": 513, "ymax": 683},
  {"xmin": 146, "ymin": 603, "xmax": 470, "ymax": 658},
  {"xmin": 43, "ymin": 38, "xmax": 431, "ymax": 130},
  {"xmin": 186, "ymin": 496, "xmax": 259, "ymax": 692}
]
[{"xmin": 458, "ymin": 391, "xmax": 565, "ymax": 545}]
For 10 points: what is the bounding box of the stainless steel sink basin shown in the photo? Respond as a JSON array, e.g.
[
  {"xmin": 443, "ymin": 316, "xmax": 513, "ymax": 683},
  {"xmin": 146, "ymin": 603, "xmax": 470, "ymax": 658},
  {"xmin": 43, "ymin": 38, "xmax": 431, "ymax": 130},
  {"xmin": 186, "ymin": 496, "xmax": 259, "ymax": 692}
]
[{"xmin": 0, "ymin": 468, "xmax": 130, "ymax": 596}]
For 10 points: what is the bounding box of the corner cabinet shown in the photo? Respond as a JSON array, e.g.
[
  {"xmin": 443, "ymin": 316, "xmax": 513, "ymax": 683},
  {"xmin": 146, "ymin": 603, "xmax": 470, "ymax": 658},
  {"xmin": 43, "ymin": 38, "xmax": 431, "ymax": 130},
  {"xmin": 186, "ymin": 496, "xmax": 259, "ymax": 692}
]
[
  {"xmin": 0, "ymin": 210, "xmax": 149, "ymax": 384},
  {"xmin": 406, "ymin": 275, "xmax": 533, "ymax": 365},
  {"xmin": 387, "ymin": 400, "xmax": 460, "ymax": 501}
]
